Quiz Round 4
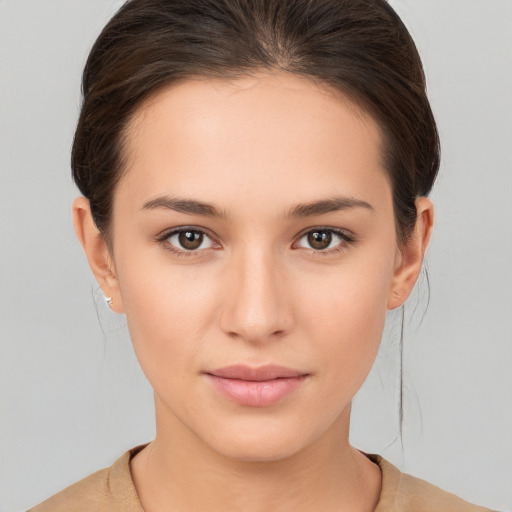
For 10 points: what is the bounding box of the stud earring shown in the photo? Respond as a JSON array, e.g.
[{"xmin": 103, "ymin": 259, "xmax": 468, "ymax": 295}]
[{"xmin": 104, "ymin": 296, "xmax": 113, "ymax": 309}]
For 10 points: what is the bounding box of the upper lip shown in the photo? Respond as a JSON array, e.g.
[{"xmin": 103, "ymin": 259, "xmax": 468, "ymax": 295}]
[{"xmin": 207, "ymin": 364, "xmax": 308, "ymax": 381}]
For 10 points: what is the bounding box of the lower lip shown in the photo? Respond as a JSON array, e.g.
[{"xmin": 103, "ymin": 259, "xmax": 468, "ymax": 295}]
[{"xmin": 206, "ymin": 374, "xmax": 307, "ymax": 407}]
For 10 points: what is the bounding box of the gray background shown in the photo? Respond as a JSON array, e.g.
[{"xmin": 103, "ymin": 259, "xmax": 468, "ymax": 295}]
[{"xmin": 1, "ymin": 1, "xmax": 511, "ymax": 511}]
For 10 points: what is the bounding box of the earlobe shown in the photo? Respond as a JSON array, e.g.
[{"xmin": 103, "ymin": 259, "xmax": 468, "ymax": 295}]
[
  {"xmin": 72, "ymin": 196, "xmax": 124, "ymax": 313},
  {"xmin": 387, "ymin": 197, "xmax": 434, "ymax": 310}
]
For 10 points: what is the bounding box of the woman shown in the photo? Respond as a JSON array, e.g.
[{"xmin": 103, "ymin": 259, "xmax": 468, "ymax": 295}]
[{"xmin": 27, "ymin": 0, "xmax": 496, "ymax": 510}]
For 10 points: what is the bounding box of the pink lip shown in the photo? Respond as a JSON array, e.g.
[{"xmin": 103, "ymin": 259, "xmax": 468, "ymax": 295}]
[{"xmin": 205, "ymin": 365, "xmax": 309, "ymax": 407}]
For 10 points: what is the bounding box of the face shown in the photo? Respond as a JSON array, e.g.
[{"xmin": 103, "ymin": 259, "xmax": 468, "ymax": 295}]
[{"xmin": 84, "ymin": 71, "xmax": 425, "ymax": 461}]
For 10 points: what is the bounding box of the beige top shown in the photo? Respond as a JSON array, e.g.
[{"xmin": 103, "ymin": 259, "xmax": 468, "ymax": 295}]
[{"xmin": 28, "ymin": 444, "xmax": 495, "ymax": 511}]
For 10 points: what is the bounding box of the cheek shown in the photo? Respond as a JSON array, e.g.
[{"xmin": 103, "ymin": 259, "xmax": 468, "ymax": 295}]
[
  {"xmin": 114, "ymin": 250, "xmax": 219, "ymax": 384},
  {"xmin": 298, "ymin": 252, "xmax": 394, "ymax": 387},
  {"xmin": 113, "ymin": 227, "xmax": 396, "ymax": 405}
]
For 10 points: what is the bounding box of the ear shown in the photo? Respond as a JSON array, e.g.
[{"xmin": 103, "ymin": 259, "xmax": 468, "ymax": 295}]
[
  {"xmin": 72, "ymin": 196, "xmax": 124, "ymax": 314},
  {"xmin": 387, "ymin": 197, "xmax": 434, "ymax": 310}
]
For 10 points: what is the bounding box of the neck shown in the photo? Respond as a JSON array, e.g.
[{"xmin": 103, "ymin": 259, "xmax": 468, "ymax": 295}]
[{"xmin": 131, "ymin": 402, "xmax": 381, "ymax": 512}]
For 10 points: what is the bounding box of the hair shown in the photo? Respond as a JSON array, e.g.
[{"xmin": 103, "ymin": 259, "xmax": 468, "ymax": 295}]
[
  {"xmin": 72, "ymin": 0, "xmax": 440, "ymax": 246},
  {"xmin": 72, "ymin": 0, "xmax": 440, "ymax": 451}
]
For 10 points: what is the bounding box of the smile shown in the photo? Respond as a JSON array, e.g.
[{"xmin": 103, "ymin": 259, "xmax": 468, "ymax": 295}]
[{"xmin": 205, "ymin": 365, "xmax": 309, "ymax": 407}]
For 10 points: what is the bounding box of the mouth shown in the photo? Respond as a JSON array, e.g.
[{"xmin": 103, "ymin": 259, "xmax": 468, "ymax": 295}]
[{"xmin": 205, "ymin": 364, "xmax": 309, "ymax": 407}]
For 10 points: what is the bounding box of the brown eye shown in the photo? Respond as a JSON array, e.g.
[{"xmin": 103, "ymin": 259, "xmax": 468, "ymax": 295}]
[
  {"xmin": 178, "ymin": 230, "xmax": 203, "ymax": 250},
  {"xmin": 307, "ymin": 230, "xmax": 332, "ymax": 250},
  {"xmin": 295, "ymin": 228, "xmax": 354, "ymax": 254},
  {"xmin": 164, "ymin": 229, "xmax": 215, "ymax": 253}
]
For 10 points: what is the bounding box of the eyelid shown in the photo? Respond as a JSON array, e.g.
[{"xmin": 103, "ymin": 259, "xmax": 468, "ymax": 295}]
[
  {"xmin": 293, "ymin": 226, "xmax": 356, "ymax": 254},
  {"xmin": 156, "ymin": 226, "xmax": 220, "ymax": 256},
  {"xmin": 156, "ymin": 225, "xmax": 356, "ymax": 257}
]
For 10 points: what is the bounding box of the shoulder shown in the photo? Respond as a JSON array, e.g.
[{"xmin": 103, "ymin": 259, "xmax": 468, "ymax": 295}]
[
  {"xmin": 27, "ymin": 445, "xmax": 146, "ymax": 512},
  {"xmin": 27, "ymin": 467, "xmax": 111, "ymax": 512},
  {"xmin": 368, "ymin": 454, "xmax": 496, "ymax": 512}
]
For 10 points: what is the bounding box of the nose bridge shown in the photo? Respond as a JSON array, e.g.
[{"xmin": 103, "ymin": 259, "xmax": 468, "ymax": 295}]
[{"xmin": 219, "ymin": 243, "xmax": 291, "ymax": 342}]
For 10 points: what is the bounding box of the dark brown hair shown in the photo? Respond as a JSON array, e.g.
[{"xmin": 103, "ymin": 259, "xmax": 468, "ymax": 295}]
[{"xmin": 72, "ymin": 0, "xmax": 440, "ymax": 243}]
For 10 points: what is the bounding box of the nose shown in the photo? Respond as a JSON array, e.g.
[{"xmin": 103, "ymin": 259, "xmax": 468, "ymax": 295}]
[{"xmin": 218, "ymin": 246, "xmax": 293, "ymax": 344}]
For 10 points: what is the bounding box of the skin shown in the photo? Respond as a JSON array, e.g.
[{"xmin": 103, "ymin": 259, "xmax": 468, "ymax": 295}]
[{"xmin": 74, "ymin": 71, "xmax": 433, "ymax": 512}]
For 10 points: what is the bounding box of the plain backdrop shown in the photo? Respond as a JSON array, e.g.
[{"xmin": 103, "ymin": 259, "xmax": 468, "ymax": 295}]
[{"xmin": 1, "ymin": 1, "xmax": 511, "ymax": 511}]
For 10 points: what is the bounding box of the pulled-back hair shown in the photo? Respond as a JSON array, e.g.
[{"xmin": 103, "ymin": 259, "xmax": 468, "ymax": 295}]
[{"xmin": 72, "ymin": 0, "xmax": 440, "ymax": 243}]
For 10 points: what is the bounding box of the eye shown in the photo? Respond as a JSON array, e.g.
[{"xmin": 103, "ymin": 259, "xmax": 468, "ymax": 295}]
[
  {"xmin": 295, "ymin": 228, "xmax": 354, "ymax": 253},
  {"xmin": 160, "ymin": 228, "xmax": 216, "ymax": 254}
]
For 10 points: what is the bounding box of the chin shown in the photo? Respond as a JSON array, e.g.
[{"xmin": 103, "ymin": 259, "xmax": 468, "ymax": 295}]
[
  {"xmin": 197, "ymin": 416, "xmax": 322, "ymax": 463},
  {"xmin": 213, "ymin": 435, "xmax": 306, "ymax": 463}
]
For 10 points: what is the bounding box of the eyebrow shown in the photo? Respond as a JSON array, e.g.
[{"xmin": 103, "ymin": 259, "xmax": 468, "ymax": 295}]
[
  {"xmin": 142, "ymin": 195, "xmax": 373, "ymax": 219},
  {"xmin": 286, "ymin": 196, "xmax": 373, "ymax": 218},
  {"xmin": 142, "ymin": 196, "xmax": 228, "ymax": 219}
]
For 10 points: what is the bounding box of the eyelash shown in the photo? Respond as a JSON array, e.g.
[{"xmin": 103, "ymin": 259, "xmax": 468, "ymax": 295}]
[
  {"xmin": 156, "ymin": 227, "xmax": 356, "ymax": 259},
  {"xmin": 295, "ymin": 228, "xmax": 356, "ymax": 257},
  {"xmin": 156, "ymin": 227, "xmax": 218, "ymax": 259}
]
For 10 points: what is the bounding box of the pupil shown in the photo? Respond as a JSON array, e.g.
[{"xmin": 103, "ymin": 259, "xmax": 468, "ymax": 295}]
[
  {"xmin": 179, "ymin": 230, "xmax": 202, "ymax": 250},
  {"xmin": 308, "ymin": 231, "xmax": 331, "ymax": 250}
]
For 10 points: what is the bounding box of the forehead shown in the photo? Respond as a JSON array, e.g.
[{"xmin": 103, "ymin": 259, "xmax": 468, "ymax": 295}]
[
  {"xmin": 117, "ymin": 71, "xmax": 389, "ymax": 215},
  {"xmin": 125, "ymin": 71, "xmax": 378, "ymax": 153}
]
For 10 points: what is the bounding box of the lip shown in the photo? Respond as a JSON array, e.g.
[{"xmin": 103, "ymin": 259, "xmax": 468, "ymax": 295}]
[{"xmin": 205, "ymin": 365, "xmax": 309, "ymax": 407}]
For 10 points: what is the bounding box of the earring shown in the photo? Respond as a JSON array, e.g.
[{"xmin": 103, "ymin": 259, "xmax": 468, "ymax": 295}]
[{"xmin": 103, "ymin": 296, "xmax": 113, "ymax": 309}]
